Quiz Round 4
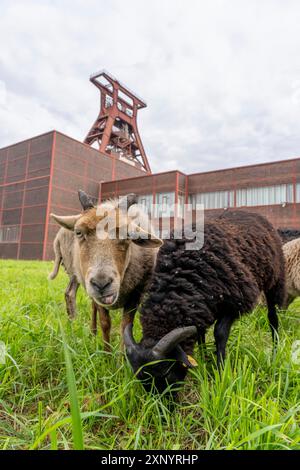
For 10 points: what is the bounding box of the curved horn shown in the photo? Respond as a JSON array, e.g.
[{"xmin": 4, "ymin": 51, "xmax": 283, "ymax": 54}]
[
  {"xmin": 50, "ymin": 213, "xmax": 81, "ymax": 230},
  {"xmin": 152, "ymin": 326, "xmax": 197, "ymax": 358},
  {"xmin": 78, "ymin": 190, "xmax": 94, "ymax": 210},
  {"xmin": 124, "ymin": 324, "xmax": 138, "ymax": 352}
]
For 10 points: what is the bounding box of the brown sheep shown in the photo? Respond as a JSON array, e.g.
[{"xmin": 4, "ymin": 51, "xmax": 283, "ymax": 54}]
[{"xmin": 50, "ymin": 191, "xmax": 161, "ymax": 350}]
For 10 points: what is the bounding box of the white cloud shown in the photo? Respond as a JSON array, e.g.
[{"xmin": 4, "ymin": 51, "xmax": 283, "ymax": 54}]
[
  {"xmin": 1, "ymin": 0, "xmax": 300, "ymax": 173},
  {"xmin": 0, "ymin": 81, "xmax": 6, "ymax": 105}
]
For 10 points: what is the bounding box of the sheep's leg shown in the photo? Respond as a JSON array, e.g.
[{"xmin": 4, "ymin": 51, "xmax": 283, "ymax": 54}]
[
  {"xmin": 197, "ymin": 329, "xmax": 206, "ymax": 345},
  {"xmin": 65, "ymin": 275, "xmax": 79, "ymax": 319},
  {"xmin": 197, "ymin": 328, "xmax": 208, "ymax": 359},
  {"xmin": 265, "ymin": 276, "xmax": 284, "ymax": 344},
  {"xmin": 214, "ymin": 316, "xmax": 234, "ymax": 367},
  {"xmin": 265, "ymin": 286, "xmax": 281, "ymax": 345},
  {"xmin": 91, "ymin": 301, "xmax": 98, "ymax": 335},
  {"xmin": 266, "ymin": 301, "xmax": 279, "ymax": 344},
  {"xmin": 98, "ymin": 306, "xmax": 111, "ymax": 352},
  {"xmin": 121, "ymin": 303, "xmax": 137, "ymax": 349},
  {"xmin": 284, "ymin": 294, "xmax": 295, "ymax": 309}
]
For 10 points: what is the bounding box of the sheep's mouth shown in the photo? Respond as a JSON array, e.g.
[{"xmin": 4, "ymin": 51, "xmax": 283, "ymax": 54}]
[{"xmin": 95, "ymin": 292, "xmax": 118, "ymax": 306}]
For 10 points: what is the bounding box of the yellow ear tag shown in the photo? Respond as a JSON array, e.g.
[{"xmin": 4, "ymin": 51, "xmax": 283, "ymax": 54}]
[{"xmin": 187, "ymin": 355, "xmax": 198, "ymax": 367}]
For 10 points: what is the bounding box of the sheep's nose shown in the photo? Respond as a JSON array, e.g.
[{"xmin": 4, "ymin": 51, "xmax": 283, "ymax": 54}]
[{"xmin": 90, "ymin": 276, "xmax": 113, "ymax": 293}]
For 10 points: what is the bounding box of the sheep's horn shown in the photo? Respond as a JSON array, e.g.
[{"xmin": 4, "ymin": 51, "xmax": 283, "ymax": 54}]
[
  {"xmin": 119, "ymin": 193, "xmax": 138, "ymax": 209},
  {"xmin": 78, "ymin": 190, "xmax": 94, "ymax": 210},
  {"xmin": 50, "ymin": 213, "xmax": 81, "ymax": 230},
  {"xmin": 152, "ymin": 326, "xmax": 197, "ymax": 358},
  {"xmin": 124, "ymin": 324, "xmax": 138, "ymax": 352}
]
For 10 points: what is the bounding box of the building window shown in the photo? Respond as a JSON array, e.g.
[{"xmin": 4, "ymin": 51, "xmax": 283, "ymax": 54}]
[
  {"xmin": 155, "ymin": 192, "xmax": 175, "ymax": 217},
  {"xmin": 138, "ymin": 194, "xmax": 153, "ymax": 215},
  {"xmin": 0, "ymin": 225, "xmax": 20, "ymax": 243},
  {"xmin": 188, "ymin": 190, "xmax": 234, "ymax": 210},
  {"xmin": 236, "ymin": 184, "xmax": 293, "ymax": 207},
  {"xmin": 296, "ymin": 183, "xmax": 300, "ymax": 202},
  {"xmin": 177, "ymin": 194, "xmax": 185, "ymax": 217}
]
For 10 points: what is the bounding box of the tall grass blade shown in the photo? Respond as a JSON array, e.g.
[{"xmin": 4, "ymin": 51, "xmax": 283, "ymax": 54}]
[{"xmin": 59, "ymin": 318, "xmax": 84, "ymax": 450}]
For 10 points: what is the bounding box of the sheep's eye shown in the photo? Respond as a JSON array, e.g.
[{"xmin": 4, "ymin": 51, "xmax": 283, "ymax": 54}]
[{"xmin": 75, "ymin": 229, "xmax": 84, "ymax": 239}]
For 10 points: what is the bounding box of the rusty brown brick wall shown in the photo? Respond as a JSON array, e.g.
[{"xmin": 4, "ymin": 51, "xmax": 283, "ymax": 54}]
[
  {"xmin": 101, "ymin": 171, "xmax": 181, "ymax": 200},
  {"xmin": 188, "ymin": 159, "xmax": 299, "ymax": 193},
  {"xmin": 0, "ymin": 132, "xmax": 53, "ymax": 260},
  {"xmin": 0, "ymin": 131, "xmax": 146, "ymax": 260}
]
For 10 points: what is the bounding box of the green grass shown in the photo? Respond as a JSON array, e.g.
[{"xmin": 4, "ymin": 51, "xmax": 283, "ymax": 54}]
[{"xmin": 0, "ymin": 259, "xmax": 299, "ymax": 450}]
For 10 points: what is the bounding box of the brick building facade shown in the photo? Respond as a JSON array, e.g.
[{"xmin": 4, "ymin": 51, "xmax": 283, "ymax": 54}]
[
  {"xmin": 102, "ymin": 158, "xmax": 300, "ymax": 232},
  {"xmin": 0, "ymin": 130, "xmax": 145, "ymax": 260},
  {"xmin": 1, "ymin": 128, "xmax": 299, "ymax": 261}
]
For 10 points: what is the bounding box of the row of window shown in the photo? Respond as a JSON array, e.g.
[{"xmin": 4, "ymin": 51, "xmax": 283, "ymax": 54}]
[
  {"xmin": 189, "ymin": 190, "xmax": 234, "ymax": 210},
  {"xmin": 138, "ymin": 193, "xmax": 177, "ymax": 217},
  {"xmin": 189, "ymin": 183, "xmax": 300, "ymax": 210},
  {"xmin": 138, "ymin": 183, "xmax": 300, "ymax": 214}
]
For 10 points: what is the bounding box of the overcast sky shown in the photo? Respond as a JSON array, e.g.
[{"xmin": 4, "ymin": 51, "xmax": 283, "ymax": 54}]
[{"xmin": 1, "ymin": 0, "xmax": 300, "ymax": 174}]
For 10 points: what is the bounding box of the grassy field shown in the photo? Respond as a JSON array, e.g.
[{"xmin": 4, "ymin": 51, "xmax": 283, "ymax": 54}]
[{"xmin": 0, "ymin": 259, "xmax": 299, "ymax": 450}]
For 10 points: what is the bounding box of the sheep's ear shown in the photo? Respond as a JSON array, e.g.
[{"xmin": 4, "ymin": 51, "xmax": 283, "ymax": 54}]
[
  {"xmin": 174, "ymin": 346, "xmax": 198, "ymax": 369},
  {"xmin": 128, "ymin": 224, "xmax": 163, "ymax": 248},
  {"xmin": 50, "ymin": 213, "xmax": 81, "ymax": 230}
]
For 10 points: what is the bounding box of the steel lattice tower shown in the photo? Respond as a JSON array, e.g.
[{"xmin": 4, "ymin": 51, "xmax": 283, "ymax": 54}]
[{"xmin": 84, "ymin": 70, "xmax": 151, "ymax": 173}]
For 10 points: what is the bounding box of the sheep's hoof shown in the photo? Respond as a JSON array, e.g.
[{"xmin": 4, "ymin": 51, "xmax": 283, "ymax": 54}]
[
  {"xmin": 103, "ymin": 341, "xmax": 112, "ymax": 353},
  {"xmin": 67, "ymin": 311, "xmax": 77, "ymax": 320}
]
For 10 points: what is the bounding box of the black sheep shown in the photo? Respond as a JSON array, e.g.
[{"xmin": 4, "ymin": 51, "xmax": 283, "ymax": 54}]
[
  {"xmin": 125, "ymin": 210, "xmax": 286, "ymax": 394},
  {"xmin": 277, "ymin": 228, "xmax": 300, "ymax": 244}
]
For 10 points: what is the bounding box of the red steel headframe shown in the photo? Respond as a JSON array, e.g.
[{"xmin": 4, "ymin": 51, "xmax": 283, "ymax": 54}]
[{"xmin": 84, "ymin": 70, "xmax": 151, "ymax": 174}]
